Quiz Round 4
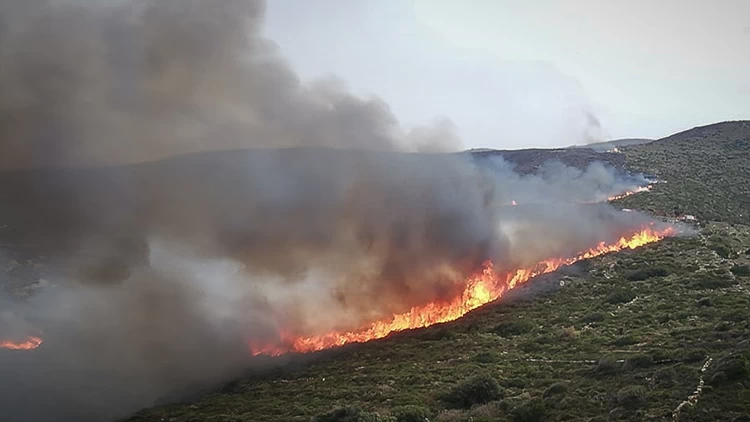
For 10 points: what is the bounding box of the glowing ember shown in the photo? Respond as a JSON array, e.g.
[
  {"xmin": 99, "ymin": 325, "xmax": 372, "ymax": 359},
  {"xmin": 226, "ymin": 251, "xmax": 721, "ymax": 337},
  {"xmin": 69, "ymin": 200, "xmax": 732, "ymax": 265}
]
[
  {"xmin": 608, "ymin": 185, "xmax": 651, "ymax": 202},
  {"xmin": 0, "ymin": 336, "xmax": 43, "ymax": 350},
  {"xmin": 250, "ymin": 225, "xmax": 674, "ymax": 356}
]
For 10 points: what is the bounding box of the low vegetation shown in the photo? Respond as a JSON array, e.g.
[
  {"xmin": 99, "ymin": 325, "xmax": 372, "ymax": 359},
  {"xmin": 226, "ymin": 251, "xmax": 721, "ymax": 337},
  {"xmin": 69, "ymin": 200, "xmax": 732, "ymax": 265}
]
[{"xmin": 127, "ymin": 122, "xmax": 750, "ymax": 421}]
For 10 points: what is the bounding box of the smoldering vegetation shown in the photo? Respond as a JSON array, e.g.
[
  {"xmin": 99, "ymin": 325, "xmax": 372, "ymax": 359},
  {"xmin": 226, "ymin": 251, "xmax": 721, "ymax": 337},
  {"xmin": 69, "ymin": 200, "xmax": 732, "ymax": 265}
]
[{"xmin": 0, "ymin": 1, "xmax": 667, "ymax": 421}]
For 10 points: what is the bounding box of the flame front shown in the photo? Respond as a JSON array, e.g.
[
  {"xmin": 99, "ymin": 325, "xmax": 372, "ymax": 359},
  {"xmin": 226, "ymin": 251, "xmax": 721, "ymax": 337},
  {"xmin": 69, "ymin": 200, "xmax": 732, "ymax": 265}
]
[
  {"xmin": 250, "ymin": 225, "xmax": 673, "ymax": 356},
  {"xmin": 0, "ymin": 336, "xmax": 43, "ymax": 350},
  {"xmin": 608, "ymin": 185, "xmax": 651, "ymax": 202}
]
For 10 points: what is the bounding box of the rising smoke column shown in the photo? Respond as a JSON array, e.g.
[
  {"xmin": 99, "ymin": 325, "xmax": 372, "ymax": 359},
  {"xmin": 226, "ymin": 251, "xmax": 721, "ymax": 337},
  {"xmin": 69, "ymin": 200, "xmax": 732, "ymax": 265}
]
[{"xmin": 0, "ymin": 1, "xmax": 666, "ymax": 421}]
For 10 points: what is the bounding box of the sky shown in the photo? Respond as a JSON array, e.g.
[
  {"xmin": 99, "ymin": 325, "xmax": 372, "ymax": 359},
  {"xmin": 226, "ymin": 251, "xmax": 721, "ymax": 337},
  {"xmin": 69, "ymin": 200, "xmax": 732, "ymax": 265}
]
[{"xmin": 265, "ymin": 0, "xmax": 750, "ymax": 149}]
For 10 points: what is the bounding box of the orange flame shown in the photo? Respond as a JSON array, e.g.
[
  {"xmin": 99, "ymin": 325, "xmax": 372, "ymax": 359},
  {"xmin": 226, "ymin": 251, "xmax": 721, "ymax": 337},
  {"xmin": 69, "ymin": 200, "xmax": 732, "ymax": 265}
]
[
  {"xmin": 250, "ymin": 225, "xmax": 674, "ymax": 356},
  {"xmin": 608, "ymin": 185, "xmax": 651, "ymax": 202},
  {"xmin": 0, "ymin": 336, "xmax": 43, "ymax": 350}
]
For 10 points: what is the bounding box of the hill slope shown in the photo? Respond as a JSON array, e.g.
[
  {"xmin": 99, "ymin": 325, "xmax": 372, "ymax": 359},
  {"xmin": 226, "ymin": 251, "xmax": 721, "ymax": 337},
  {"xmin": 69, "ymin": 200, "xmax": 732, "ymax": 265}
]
[{"xmin": 125, "ymin": 122, "xmax": 750, "ymax": 422}]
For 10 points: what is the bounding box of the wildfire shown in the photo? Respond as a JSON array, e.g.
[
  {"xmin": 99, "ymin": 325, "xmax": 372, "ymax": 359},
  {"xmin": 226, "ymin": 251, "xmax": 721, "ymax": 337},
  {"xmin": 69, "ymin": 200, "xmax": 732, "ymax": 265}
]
[
  {"xmin": 250, "ymin": 225, "xmax": 674, "ymax": 356},
  {"xmin": 0, "ymin": 336, "xmax": 43, "ymax": 351},
  {"xmin": 608, "ymin": 185, "xmax": 651, "ymax": 202}
]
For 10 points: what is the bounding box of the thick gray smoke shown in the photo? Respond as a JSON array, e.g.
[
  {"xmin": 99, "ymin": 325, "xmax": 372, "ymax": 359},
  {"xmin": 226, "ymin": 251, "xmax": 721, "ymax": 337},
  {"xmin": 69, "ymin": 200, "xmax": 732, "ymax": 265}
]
[{"xmin": 0, "ymin": 1, "xmax": 665, "ymax": 421}]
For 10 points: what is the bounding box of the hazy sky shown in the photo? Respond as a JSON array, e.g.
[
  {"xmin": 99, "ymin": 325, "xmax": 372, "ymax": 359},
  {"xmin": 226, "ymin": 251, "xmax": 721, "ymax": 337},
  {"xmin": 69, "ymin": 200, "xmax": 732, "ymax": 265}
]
[{"xmin": 265, "ymin": 0, "xmax": 750, "ymax": 149}]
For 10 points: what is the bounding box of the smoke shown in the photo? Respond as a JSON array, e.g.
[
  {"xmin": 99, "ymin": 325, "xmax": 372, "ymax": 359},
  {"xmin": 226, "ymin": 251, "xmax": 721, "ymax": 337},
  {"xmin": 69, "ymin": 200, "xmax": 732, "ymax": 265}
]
[{"xmin": 0, "ymin": 1, "xmax": 665, "ymax": 421}]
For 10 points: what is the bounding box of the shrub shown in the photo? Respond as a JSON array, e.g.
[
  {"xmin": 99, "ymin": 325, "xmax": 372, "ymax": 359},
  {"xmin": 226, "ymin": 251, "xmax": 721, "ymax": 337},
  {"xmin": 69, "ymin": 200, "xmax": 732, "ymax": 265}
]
[
  {"xmin": 442, "ymin": 374, "xmax": 503, "ymax": 409},
  {"xmin": 681, "ymin": 349, "xmax": 707, "ymax": 363},
  {"xmin": 468, "ymin": 401, "xmax": 507, "ymax": 419},
  {"xmin": 709, "ymin": 371, "xmax": 728, "ymax": 385},
  {"xmin": 697, "ymin": 297, "xmax": 713, "ymax": 307},
  {"xmin": 612, "ymin": 335, "xmax": 638, "ymax": 347},
  {"xmin": 543, "ymin": 382, "xmax": 568, "ymax": 397},
  {"xmin": 710, "ymin": 354, "xmax": 750, "ymax": 384},
  {"xmin": 313, "ymin": 407, "xmax": 363, "ymax": 422},
  {"xmin": 623, "ymin": 354, "xmax": 654, "ymax": 370},
  {"xmin": 710, "ymin": 243, "xmax": 733, "ymax": 259},
  {"xmin": 688, "ymin": 270, "xmax": 736, "ymax": 289},
  {"xmin": 560, "ymin": 326, "xmax": 580, "ymax": 339},
  {"xmin": 505, "ymin": 377, "xmax": 529, "ymax": 389},
  {"xmin": 615, "ymin": 386, "xmax": 647, "ymax": 409},
  {"xmin": 596, "ymin": 355, "xmax": 620, "ymax": 374},
  {"xmin": 605, "ymin": 289, "xmax": 636, "ymax": 304},
  {"xmin": 492, "ymin": 320, "xmax": 534, "ymax": 337},
  {"xmin": 653, "ymin": 367, "xmax": 676, "ymax": 386},
  {"xmin": 434, "ymin": 410, "xmax": 467, "ymax": 422},
  {"xmin": 391, "ymin": 405, "xmax": 431, "ymax": 422},
  {"xmin": 472, "ymin": 352, "xmax": 496, "ymax": 364},
  {"xmin": 511, "ymin": 398, "xmax": 546, "ymax": 422},
  {"xmin": 626, "ymin": 267, "xmax": 669, "ymax": 281},
  {"xmin": 581, "ymin": 311, "xmax": 606, "ymax": 323},
  {"xmin": 731, "ymin": 265, "xmax": 750, "ymax": 277}
]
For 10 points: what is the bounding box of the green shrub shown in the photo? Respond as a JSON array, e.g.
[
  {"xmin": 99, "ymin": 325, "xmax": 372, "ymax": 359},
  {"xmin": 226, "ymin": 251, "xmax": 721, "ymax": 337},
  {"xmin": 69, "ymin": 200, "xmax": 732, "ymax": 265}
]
[
  {"xmin": 731, "ymin": 265, "xmax": 750, "ymax": 277},
  {"xmin": 697, "ymin": 297, "xmax": 713, "ymax": 307},
  {"xmin": 615, "ymin": 386, "xmax": 647, "ymax": 409},
  {"xmin": 472, "ymin": 352, "xmax": 497, "ymax": 364},
  {"xmin": 505, "ymin": 377, "xmax": 529, "ymax": 389},
  {"xmin": 543, "ymin": 382, "xmax": 568, "ymax": 397},
  {"xmin": 612, "ymin": 335, "xmax": 639, "ymax": 347},
  {"xmin": 442, "ymin": 374, "xmax": 503, "ymax": 409},
  {"xmin": 313, "ymin": 406, "xmax": 363, "ymax": 422},
  {"xmin": 688, "ymin": 270, "xmax": 736, "ymax": 289},
  {"xmin": 597, "ymin": 355, "xmax": 620, "ymax": 374},
  {"xmin": 710, "ymin": 243, "xmax": 733, "ymax": 259},
  {"xmin": 391, "ymin": 405, "xmax": 431, "ymax": 422},
  {"xmin": 710, "ymin": 354, "xmax": 750, "ymax": 384},
  {"xmin": 681, "ymin": 349, "xmax": 707, "ymax": 363},
  {"xmin": 623, "ymin": 354, "xmax": 654, "ymax": 370},
  {"xmin": 511, "ymin": 398, "xmax": 546, "ymax": 422},
  {"xmin": 605, "ymin": 289, "xmax": 636, "ymax": 304},
  {"xmin": 581, "ymin": 311, "xmax": 606, "ymax": 323},
  {"xmin": 492, "ymin": 320, "xmax": 534, "ymax": 337},
  {"xmin": 653, "ymin": 367, "xmax": 676, "ymax": 386},
  {"xmin": 626, "ymin": 267, "xmax": 669, "ymax": 281}
]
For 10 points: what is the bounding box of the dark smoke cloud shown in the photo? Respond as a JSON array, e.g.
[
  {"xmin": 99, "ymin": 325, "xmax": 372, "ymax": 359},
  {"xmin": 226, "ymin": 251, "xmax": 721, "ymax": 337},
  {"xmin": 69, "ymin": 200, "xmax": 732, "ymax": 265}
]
[
  {"xmin": 0, "ymin": 1, "xmax": 665, "ymax": 421},
  {"xmin": 0, "ymin": 0, "xmax": 459, "ymax": 170}
]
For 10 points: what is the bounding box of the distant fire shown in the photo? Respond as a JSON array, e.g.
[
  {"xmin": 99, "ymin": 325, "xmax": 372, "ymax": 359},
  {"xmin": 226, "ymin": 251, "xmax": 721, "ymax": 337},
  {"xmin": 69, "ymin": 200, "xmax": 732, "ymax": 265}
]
[
  {"xmin": 608, "ymin": 185, "xmax": 652, "ymax": 202},
  {"xmin": 0, "ymin": 336, "xmax": 43, "ymax": 351},
  {"xmin": 250, "ymin": 225, "xmax": 674, "ymax": 356}
]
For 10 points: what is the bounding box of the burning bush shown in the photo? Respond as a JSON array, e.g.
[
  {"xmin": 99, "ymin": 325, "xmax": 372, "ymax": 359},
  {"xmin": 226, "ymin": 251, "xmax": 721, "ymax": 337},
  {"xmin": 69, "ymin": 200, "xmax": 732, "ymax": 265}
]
[{"xmin": 441, "ymin": 374, "xmax": 503, "ymax": 409}]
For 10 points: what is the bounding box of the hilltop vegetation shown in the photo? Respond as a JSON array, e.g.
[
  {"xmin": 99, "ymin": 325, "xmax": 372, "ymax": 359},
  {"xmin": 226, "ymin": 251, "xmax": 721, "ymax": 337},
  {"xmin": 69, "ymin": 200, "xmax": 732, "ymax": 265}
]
[
  {"xmin": 618, "ymin": 121, "xmax": 750, "ymax": 226},
  {"xmin": 127, "ymin": 122, "xmax": 750, "ymax": 422}
]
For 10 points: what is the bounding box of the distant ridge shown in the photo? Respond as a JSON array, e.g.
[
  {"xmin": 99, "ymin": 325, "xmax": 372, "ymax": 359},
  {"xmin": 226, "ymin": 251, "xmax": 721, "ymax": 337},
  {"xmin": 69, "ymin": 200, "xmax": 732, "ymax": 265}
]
[
  {"xmin": 569, "ymin": 138, "xmax": 654, "ymax": 152},
  {"xmin": 651, "ymin": 120, "xmax": 750, "ymax": 144}
]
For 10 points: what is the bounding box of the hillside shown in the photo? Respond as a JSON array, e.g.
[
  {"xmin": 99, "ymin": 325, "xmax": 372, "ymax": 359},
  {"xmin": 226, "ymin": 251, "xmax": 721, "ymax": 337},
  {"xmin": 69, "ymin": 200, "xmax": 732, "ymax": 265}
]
[
  {"xmin": 125, "ymin": 122, "xmax": 750, "ymax": 422},
  {"xmin": 570, "ymin": 138, "xmax": 655, "ymax": 152}
]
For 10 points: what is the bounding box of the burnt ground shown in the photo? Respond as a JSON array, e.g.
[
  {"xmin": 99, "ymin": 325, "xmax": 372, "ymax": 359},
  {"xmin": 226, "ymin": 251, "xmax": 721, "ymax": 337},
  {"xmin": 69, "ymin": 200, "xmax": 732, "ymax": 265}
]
[{"xmin": 122, "ymin": 121, "xmax": 750, "ymax": 422}]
